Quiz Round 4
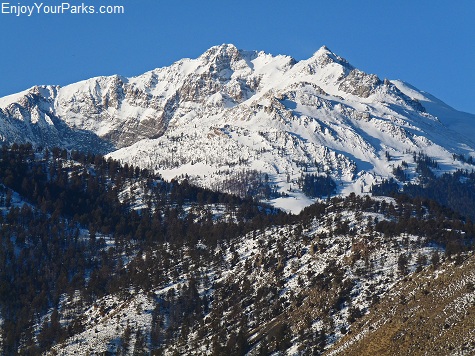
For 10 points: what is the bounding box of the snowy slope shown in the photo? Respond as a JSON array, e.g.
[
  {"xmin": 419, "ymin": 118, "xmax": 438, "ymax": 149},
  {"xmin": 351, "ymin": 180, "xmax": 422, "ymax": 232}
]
[
  {"xmin": 46, "ymin": 196, "xmax": 453, "ymax": 355},
  {"xmin": 0, "ymin": 44, "xmax": 474, "ymax": 212},
  {"xmin": 392, "ymin": 80, "xmax": 475, "ymax": 145},
  {"xmin": 106, "ymin": 45, "xmax": 475, "ymax": 212}
]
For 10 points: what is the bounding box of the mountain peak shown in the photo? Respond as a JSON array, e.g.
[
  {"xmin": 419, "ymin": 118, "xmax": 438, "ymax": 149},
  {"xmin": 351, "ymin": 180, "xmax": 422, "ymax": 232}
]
[
  {"xmin": 314, "ymin": 45, "xmax": 332, "ymax": 56},
  {"xmin": 200, "ymin": 43, "xmax": 240, "ymax": 61},
  {"xmin": 310, "ymin": 45, "xmax": 352, "ymax": 69}
]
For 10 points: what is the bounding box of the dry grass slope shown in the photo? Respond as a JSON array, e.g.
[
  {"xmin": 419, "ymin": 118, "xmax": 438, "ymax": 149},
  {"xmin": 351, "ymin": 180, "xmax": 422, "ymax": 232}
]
[{"xmin": 327, "ymin": 253, "xmax": 475, "ymax": 356}]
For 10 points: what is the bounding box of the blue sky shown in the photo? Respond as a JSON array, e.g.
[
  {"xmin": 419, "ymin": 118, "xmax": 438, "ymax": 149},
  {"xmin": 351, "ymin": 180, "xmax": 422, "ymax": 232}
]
[{"xmin": 1, "ymin": 0, "xmax": 474, "ymax": 113}]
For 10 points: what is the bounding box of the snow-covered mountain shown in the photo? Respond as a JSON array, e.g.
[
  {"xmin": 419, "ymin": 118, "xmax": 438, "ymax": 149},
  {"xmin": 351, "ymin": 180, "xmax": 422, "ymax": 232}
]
[{"xmin": 1, "ymin": 44, "xmax": 474, "ymax": 212}]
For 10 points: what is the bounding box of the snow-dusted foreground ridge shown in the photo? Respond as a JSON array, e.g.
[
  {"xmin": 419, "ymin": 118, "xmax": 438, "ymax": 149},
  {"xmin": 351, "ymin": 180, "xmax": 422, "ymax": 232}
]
[{"xmin": 1, "ymin": 44, "xmax": 474, "ymax": 212}]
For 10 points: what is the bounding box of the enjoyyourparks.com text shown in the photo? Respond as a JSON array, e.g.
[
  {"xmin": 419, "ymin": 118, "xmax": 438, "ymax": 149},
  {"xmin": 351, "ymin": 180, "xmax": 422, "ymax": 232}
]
[{"xmin": 1, "ymin": 2, "xmax": 125, "ymax": 17}]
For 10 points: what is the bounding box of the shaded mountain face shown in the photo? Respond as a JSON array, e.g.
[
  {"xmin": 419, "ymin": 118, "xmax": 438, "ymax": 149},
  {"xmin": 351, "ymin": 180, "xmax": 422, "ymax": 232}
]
[{"xmin": 1, "ymin": 44, "xmax": 474, "ymax": 211}]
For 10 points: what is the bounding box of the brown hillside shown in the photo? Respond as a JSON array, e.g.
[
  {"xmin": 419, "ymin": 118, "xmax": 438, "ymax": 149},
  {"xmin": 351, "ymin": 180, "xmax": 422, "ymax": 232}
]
[{"xmin": 327, "ymin": 253, "xmax": 475, "ymax": 356}]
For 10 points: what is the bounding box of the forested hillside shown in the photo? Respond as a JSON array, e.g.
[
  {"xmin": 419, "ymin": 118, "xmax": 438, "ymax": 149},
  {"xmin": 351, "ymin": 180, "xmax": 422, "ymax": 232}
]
[
  {"xmin": 0, "ymin": 144, "xmax": 286, "ymax": 354},
  {"xmin": 0, "ymin": 144, "xmax": 473, "ymax": 355}
]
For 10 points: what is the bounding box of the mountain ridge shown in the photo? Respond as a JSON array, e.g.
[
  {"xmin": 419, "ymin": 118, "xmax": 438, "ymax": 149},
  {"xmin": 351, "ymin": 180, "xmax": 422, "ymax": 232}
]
[{"xmin": 1, "ymin": 44, "xmax": 474, "ymax": 212}]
